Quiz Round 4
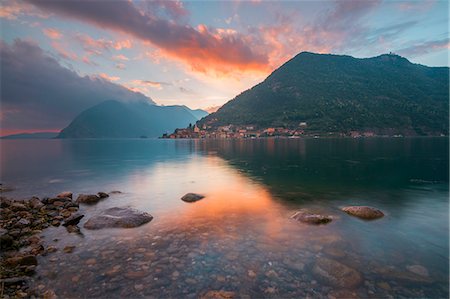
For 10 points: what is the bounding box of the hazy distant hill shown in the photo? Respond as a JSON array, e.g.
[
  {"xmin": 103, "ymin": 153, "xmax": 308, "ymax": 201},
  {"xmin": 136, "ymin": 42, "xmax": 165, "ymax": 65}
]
[
  {"xmin": 58, "ymin": 100, "xmax": 207, "ymax": 138},
  {"xmin": 200, "ymin": 52, "xmax": 449, "ymax": 135},
  {"xmin": 186, "ymin": 107, "xmax": 208, "ymax": 120},
  {"xmin": 1, "ymin": 132, "xmax": 58, "ymax": 139}
]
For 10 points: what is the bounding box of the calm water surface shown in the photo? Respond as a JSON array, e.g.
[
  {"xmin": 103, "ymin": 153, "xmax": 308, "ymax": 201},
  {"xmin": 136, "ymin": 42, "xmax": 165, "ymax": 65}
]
[{"xmin": 1, "ymin": 138, "xmax": 448, "ymax": 298}]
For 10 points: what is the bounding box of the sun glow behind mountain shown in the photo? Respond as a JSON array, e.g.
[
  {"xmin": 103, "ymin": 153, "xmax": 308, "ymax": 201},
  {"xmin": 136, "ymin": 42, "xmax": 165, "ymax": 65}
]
[{"xmin": 0, "ymin": 0, "xmax": 448, "ymax": 135}]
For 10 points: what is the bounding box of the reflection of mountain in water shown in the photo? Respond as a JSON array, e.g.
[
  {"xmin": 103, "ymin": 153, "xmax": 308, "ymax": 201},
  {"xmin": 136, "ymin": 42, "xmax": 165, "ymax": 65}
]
[{"xmin": 196, "ymin": 138, "xmax": 449, "ymax": 200}]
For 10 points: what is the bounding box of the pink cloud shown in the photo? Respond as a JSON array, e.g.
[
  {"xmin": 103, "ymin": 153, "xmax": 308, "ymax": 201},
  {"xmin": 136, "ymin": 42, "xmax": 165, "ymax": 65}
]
[
  {"xmin": 98, "ymin": 73, "xmax": 120, "ymax": 82},
  {"xmin": 112, "ymin": 54, "xmax": 129, "ymax": 61},
  {"xmin": 397, "ymin": 39, "xmax": 450, "ymax": 57},
  {"xmin": 51, "ymin": 41, "xmax": 78, "ymax": 61},
  {"xmin": 43, "ymin": 28, "xmax": 62, "ymax": 39},
  {"xmin": 25, "ymin": 0, "xmax": 269, "ymax": 74}
]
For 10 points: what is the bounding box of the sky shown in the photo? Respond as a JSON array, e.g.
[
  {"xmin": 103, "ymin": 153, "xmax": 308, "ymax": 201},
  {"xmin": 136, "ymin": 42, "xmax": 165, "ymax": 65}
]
[{"xmin": 0, "ymin": 0, "xmax": 449, "ymax": 135}]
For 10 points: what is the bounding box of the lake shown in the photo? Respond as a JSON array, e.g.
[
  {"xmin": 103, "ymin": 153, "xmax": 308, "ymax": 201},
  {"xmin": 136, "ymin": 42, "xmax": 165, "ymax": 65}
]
[{"xmin": 1, "ymin": 137, "xmax": 448, "ymax": 298}]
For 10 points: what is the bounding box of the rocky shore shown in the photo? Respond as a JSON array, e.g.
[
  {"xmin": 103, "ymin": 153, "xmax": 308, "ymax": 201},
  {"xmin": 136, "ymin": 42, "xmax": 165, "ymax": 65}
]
[
  {"xmin": 1, "ymin": 192, "xmax": 83, "ymax": 298},
  {"xmin": 0, "ymin": 190, "xmax": 149, "ymax": 298},
  {"xmin": 1, "ymin": 190, "xmax": 443, "ymax": 299}
]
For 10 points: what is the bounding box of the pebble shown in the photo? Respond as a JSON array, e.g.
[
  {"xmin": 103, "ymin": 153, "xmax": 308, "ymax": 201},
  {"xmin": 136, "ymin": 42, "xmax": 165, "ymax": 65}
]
[{"xmin": 63, "ymin": 246, "xmax": 75, "ymax": 253}]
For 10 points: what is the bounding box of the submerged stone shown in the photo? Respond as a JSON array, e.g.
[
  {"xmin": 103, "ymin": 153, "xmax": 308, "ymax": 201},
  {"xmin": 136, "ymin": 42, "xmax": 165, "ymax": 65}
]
[
  {"xmin": 63, "ymin": 213, "xmax": 84, "ymax": 227},
  {"xmin": 76, "ymin": 194, "xmax": 101, "ymax": 204},
  {"xmin": 181, "ymin": 193, "xmax": 205, "ymax": 203},
  {"xmin": 312, "ymin": 257, "xmax": 362, "ymax": 288},
  {"xmin": 201, "ymin": 290, "xmax": 236, "ymax": 299},
  {"xmin": 291, "ymin": 210, "xmax": 333, "ymax": 225},
  {"xmin": 84, "ymin": 207, "xmax": 153, "ymax": 229},
  {"xmin": 406, "ymin": 265, "xmax": 429, "ymax": 277},
  {"xmin": 97, "ymin": 192, "xmax": 109, "ymax": 199},
  {"xmin": 56, "ymin": 192, "xmax": 72, "ymax": 199},
  {"xmin": 374, "ymin": 266, "xmax": 432, "ymax": 283},
  {"xmin": 341, "ymin": 206, "xmax": 384, "ymax": 220}
]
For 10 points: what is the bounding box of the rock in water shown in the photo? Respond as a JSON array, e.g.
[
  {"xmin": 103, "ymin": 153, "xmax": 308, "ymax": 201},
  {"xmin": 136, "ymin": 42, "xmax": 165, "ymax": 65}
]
[
  {"xmin": 341, "ymin": 206, "xmax": 384, "ymax": 220},
  {"xmin": 312, "ymin": 257, "xmax": 362, "ymax": 288},
  {"xmin": 62, "ymin": 213, "xmax": 84, "ymax": 226},
  {"xmin": 291, "ymin": 210, "xmax": 332, "ymax": 225},
  {"xmin": 201, "ymin": 290, "xmax": 235, "ymax": 299},
  {"xmin": 181, "ymin": 193, "xmax": 205, "ymax": 203},
  {"xmin": 57, "ymin": 191, "xmax": 72, "ymax": 199},
  {"xmin": 406, "ymin": 265, "xmax": 429, "ymax": 277},
  {"xmin": 84, "ymin": 207, "xmax": 153, "ymax": 229},
  {"xmin": 76, "ymin": 194, "xmax": 101, "ymax": 204},
  {"xmin": 97, "ymin": 192, "xmax": 109, "ymax": 198}
]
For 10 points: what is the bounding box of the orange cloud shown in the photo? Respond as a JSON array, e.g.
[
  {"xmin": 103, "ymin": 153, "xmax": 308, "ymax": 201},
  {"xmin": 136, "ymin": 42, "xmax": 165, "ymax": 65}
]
[
  {"xmin": 26, "ymin": 0, "xmax": 270, "ymax": 74},
  {"xmin": 43, "ymin": 28, "xmax": 62, "ymax": 39},
  {"xmin": 75, "ymin": 33, "xmax": 132, "ymax": 56},
  {"xmin": 98, "ymin": 73, "xmax": 120, "ymax": 82},
  {"xmin": 130, "ymin": 80, "xmax": 171, "ymax": 90}
]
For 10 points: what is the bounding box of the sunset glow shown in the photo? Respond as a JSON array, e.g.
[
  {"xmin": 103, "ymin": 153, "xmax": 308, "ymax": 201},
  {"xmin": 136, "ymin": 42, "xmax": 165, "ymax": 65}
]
[{"xmin": 1, "ymin": 0, "xmax": 448, "ymax": 134}]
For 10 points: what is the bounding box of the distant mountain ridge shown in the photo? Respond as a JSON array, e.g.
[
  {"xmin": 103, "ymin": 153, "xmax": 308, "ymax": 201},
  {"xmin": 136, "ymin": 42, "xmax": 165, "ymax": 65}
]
[
  {"xmin": 199, "ymin": 52, "xmax": 449, "ymax": 135},
  {"xmin": 1, "ymin": 132, "xmax": 58, "ymax": 139},
  {"xmin": 58, "ymin": 100, "xmax": 207, "ymax": 138}
]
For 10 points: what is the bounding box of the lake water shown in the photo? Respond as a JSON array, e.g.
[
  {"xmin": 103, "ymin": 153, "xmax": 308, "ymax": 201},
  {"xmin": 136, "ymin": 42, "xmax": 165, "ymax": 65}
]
[{"xmin": 1, "ymin": 138, "xmax": 448, "ymax": 298}]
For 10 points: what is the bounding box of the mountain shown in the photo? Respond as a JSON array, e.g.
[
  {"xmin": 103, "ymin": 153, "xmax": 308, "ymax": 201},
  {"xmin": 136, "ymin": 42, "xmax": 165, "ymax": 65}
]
[
  {"xmin": 58, "ymin": 100, "xmax": 207, "ymax": 138},
  {"xmin": 199, "ymin": 52, "xmax": 449, "ymax": 135},
  {"xmin": 1, "ymin": 132, "xmax": 58, "ymax": 139},
  {"xmin": 185, "ymin": 107, "xmax": 209, "ymax": 120}
]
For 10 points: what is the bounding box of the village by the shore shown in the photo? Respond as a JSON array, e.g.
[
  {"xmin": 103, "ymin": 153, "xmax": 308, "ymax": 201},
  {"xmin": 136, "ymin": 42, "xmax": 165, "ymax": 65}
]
[{"xmin": 160, "ymin": 122, "xmax": 412, "ymax": 139}]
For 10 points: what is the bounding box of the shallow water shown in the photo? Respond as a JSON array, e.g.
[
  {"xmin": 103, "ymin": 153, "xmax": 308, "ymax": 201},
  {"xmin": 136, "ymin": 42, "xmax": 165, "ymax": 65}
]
[{"xmin": 1, "ymin": 138, "xmax": 448, "ymax": 298}]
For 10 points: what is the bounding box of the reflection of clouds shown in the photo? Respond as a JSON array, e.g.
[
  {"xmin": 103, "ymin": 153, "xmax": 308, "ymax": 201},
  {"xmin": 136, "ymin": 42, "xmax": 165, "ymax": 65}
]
[{"xmin": 125, "ymin": 154, "xmax": 295, "ymax": 239}]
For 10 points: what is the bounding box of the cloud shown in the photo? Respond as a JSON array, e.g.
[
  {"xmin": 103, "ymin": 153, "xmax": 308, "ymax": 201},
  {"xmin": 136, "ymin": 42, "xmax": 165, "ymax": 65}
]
[
  {"xmin": 51, "ymin": 41, "xmax": 78, "ymax": 61},
  {"xmin": 42, "ymin": 27, "xmax": 62, "ymax": 39},
  {"xmin": 0, "ymin": 1, "xmax": 48, "ymax": 20},
  {"xmin": 130, "ymin": 80, "xmax": 171, "ymax": 90},
  {"xmin": 396, "ymin": 38, "xmax": 450, "ymax": 57},
  {"xmin": 25, "ymin": 0, "xmax": 269, "ymax": 74},
  {"xmin": 97, "ymin": 73, "xmax": 120, "ymax": 82},
  {"xmin": 179, "ymin": 86, "xmax": 197, "ymax": 95},
  {"xmin": 0, "ymin": 39, "xmax": 154, "ymax": 133},
  {"xmin": 75, "ymin": 33, "xmax": 132, "ymax": 56},
  {"xmin": 112, "ymin": 54, "xmax": 129, "ymax": 61},
  {"xmin": 115, "ymin": 63, "xmax": 126, "ymax": 70}
]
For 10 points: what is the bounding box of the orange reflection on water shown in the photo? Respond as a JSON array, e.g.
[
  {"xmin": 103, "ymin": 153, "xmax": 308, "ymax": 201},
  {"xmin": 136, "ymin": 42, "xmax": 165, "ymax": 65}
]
[{"xmin": 124, "ymin": 155, "xmax": 301, "ymax": 243}]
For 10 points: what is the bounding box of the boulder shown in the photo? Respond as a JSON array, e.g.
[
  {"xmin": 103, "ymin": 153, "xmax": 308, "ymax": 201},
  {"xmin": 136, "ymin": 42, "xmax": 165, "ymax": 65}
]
[
  {"xmin": 374, "ymin": 266, "xmax": 432, "ymax": 283},
  {"xmin": 201, "ymin": 291, "xmax": 235, "ymax": 299},
  {"xmin": 0, "ymin": 184, "xmax": 14, "ymax": 192},
  {"xmin": 6, "ymin": 255, "xmax": 38, "ymax": 267},
  {"xmin": 62, "ymin": 213, "xmax": 84, "ymax": 227},
  {"xmin": 341, "ymin": 206, "xmax": 384, "ymax": 220},
  {"xmin": 84, "ymin": 207, "xmax": 153, "ymax": 229},
  {"xmin": 29, "ymin": 197, "xmax": 44, "ymax": 209},
  {"xmin": 0, "ymin": 233, "xmax": 14, "ymax": 249},
  {"xmin": 57, "ymin": 191, "xmax": 73, "ymax": 199},
  {"xmin": 406, "ymin": 265, "xmax": 429, "ymax": 277},
  {"xmin": 312, "ymin": 257, "xmax": 362, "ymax": 288},
  {"xmin": 10, "ymin": 202, "xmax": 27, "ymax": 211},
  {"xmin": 181, "ymin": 193, "xmax": 205, "ymax": 203},
  {"xmin": 97, "ymin": 192, "xmax": 109, "ymax": 199},
  {"xmin": 291, "ymin": 210, "xmax": 332, "ymax": 225},
  {"xmin": 76, "ymin": 194, "xmax": 101, "ymax": 204}
]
